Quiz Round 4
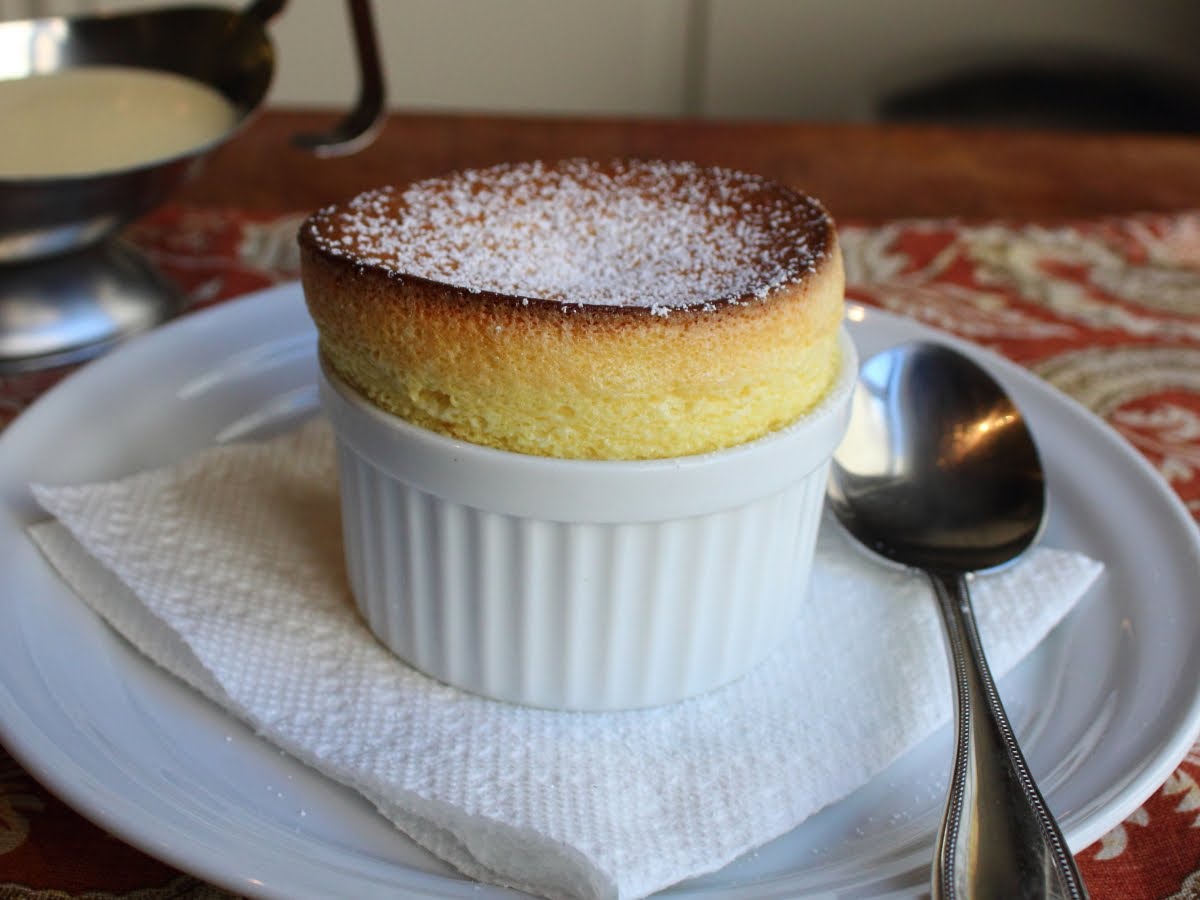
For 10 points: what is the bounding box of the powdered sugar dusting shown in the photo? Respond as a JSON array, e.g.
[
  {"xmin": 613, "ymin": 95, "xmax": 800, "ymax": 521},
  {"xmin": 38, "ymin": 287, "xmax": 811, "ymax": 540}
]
[{"xmin": 304, "ymin": 159, "xmax": 832, "ymax": 309}]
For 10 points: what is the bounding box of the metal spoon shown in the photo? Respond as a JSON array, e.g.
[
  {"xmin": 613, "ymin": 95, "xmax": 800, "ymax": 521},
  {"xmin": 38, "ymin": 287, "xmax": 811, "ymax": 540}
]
[{"xmin": 826, "ymin": 340, "xmax": 1088, "ymax": 899}]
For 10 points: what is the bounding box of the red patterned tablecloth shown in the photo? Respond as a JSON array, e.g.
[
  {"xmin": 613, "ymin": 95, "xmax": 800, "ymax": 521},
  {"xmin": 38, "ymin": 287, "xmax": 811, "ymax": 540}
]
[{"xmin": 1, "ymin": 206, "xmax": 1198, "ymax": 898}]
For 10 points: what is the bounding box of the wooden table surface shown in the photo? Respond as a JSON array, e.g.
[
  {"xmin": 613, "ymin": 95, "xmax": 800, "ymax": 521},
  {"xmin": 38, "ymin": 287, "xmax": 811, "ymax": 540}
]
[{"xmin": 183, "ymin": 110, "xmax": 1200, "ymax": 221}]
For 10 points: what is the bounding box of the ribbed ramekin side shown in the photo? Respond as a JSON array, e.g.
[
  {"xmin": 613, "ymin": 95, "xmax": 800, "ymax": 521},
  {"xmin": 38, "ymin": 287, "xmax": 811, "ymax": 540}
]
[
  {"xmin": 662, "ymin": 469, "xmax": 828, "ymax": 702},
  {"xmin": 334, "ymin": 436, "xmax": 829, "ymax": 710}
]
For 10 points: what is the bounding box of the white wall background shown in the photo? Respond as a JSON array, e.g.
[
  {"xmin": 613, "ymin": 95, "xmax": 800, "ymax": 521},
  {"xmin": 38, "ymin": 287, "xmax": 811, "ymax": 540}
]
[{"xmin": 3, "ymin": 0, "xmax": 1198, "ymax": 121}]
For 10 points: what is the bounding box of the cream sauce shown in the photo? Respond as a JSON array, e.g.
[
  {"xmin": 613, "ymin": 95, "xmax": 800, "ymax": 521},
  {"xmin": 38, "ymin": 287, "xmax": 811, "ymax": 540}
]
[{"xmin": 0, "ymin": 66, "xmax": 238, "ymax": 178}]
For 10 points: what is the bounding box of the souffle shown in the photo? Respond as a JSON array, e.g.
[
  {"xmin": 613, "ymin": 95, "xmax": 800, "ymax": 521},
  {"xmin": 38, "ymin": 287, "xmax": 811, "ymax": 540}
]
[{"xmin": 299, "ymin": 159, "xmax": 844, "ymax": 460}]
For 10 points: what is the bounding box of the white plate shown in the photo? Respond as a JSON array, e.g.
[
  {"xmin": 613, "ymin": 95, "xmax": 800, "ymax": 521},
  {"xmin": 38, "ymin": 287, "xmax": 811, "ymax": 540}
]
[{"xmin": 1, "ymin": 283, "xmax": 1198, "ymax": 899}]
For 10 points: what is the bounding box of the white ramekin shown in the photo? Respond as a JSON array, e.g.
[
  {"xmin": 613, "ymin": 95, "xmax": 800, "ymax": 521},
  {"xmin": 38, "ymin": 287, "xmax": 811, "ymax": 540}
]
[{"xmin": 319, "ymin": 329, "xmax": 857, "ymax": 711}]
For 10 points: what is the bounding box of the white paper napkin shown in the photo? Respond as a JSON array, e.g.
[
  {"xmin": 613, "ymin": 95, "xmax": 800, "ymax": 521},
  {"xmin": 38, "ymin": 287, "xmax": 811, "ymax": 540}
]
[{"xmin": 29, "ymin": 420, "xmax": 1102, "ymax": 900}]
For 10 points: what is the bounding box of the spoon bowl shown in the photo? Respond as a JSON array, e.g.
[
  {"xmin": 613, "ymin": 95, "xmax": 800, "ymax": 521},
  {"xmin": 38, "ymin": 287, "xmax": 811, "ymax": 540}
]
[
  {"xmin": 827, "ymin": 340, "xmax": 1087, "ymax": 899},
  {"xmin": 828, "ymin": 340, "xmax": 1045, "ymax": 571}
]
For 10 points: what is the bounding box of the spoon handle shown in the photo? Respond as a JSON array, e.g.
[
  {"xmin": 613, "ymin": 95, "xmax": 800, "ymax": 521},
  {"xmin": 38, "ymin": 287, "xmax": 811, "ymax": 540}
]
[{"xmin": 928, "ymin": 570, "xmax": 1089, "ymax": 900}]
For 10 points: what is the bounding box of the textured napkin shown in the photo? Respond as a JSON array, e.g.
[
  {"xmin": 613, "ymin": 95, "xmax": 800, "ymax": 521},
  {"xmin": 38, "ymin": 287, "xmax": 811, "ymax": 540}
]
[{"xmin": 29, "ymin": 420, "xmax": 1102, "ymax": 900}]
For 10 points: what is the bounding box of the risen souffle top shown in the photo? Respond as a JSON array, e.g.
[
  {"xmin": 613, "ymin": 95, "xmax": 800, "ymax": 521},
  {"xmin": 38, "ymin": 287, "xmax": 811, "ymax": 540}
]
[{"xmin": 301, "ymin": 158, "xmax": 833, "ymax": 313}]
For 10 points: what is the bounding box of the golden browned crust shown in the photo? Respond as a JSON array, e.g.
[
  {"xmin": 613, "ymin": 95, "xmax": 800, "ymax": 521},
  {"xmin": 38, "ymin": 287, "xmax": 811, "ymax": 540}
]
[{"xmin": 299, "ymin": 160, "xmax": 844, "ymax": 460}]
